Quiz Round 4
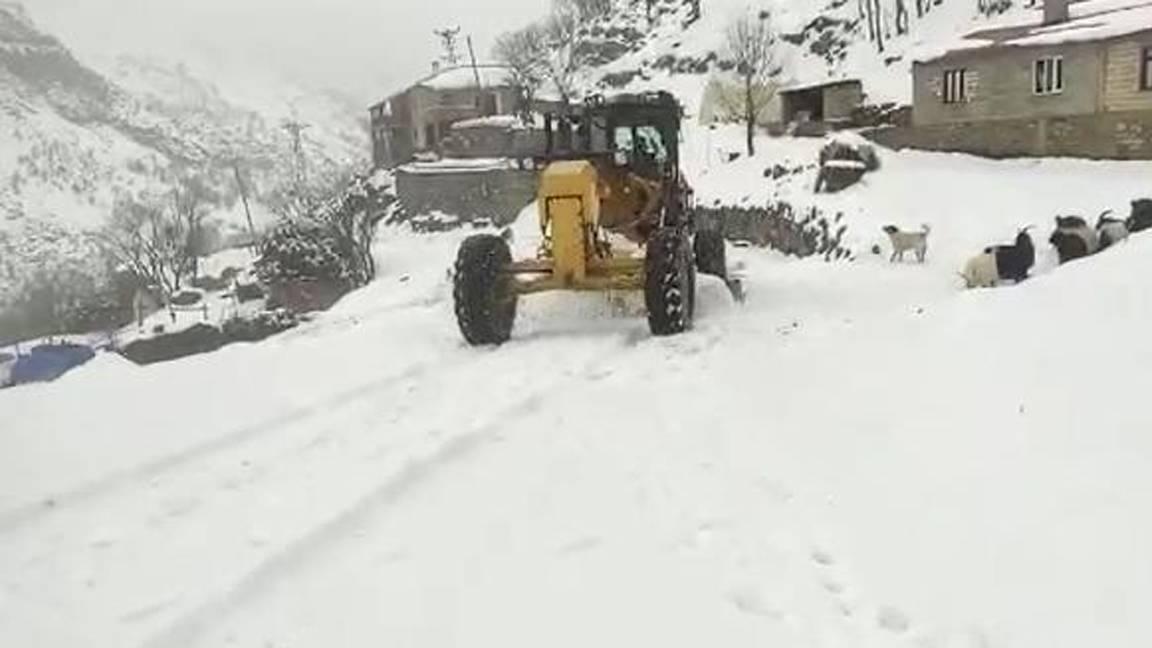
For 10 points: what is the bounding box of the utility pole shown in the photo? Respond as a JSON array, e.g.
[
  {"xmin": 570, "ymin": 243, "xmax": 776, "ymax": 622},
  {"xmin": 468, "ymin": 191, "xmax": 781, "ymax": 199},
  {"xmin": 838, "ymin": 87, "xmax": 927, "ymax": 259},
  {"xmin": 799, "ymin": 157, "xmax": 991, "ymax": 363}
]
[
  {"xmin": 232, "ymin": 161, "xmax": 258, "ymax": 250},
  {"xmin": 466, "ymin": 34, "xmax": 489, "ymax": 115},
  {"xmin": 281, "ymin": 117, "xmax": 311, "ymax": 190},
  {"xmin": 467, "ymin": 35, "xmax": 482, "ymax": 89}
]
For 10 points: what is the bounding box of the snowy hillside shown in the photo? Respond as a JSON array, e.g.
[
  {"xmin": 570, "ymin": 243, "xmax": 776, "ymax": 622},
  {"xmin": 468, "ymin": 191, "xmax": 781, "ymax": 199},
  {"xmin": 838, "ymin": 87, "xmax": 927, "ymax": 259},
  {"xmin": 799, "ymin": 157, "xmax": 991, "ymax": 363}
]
[
  {"xmin": 4, "ymin": 132, "xmax": 1152, "ymax": 645},
  {"xmin": 0, "ymin": 2, "xmax": 366, "ymax": 235},
  {"xmin": 581, "ymin": 0, "xmax": 1075, "ymax": 112},
  {"xmin": 6, "ymin": 1, "xmax": 1152, "ymax": 645}
]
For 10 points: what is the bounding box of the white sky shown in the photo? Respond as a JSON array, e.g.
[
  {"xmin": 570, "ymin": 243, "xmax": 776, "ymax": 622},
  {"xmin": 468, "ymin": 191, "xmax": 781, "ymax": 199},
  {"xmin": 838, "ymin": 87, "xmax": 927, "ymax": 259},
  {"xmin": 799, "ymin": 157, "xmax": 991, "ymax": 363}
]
[{"xmin": 20, "ymin": 0, "xmax": 553, "ymax": 102}]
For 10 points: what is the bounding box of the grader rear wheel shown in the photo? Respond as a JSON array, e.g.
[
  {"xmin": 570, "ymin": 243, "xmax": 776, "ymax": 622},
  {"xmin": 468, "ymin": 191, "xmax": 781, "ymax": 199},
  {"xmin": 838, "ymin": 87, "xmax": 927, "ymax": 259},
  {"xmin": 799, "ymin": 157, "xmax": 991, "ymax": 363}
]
[
  {"xmin": 453, "ymin": 234, "xmax": 518, "ymax": 346},
  {"xmin": 694, "ymin": 229, "xmax": 727, "ymax": 278},
  {"xmin": 645, "ymin": 228, "xmax": 695, "ymax": 336}
]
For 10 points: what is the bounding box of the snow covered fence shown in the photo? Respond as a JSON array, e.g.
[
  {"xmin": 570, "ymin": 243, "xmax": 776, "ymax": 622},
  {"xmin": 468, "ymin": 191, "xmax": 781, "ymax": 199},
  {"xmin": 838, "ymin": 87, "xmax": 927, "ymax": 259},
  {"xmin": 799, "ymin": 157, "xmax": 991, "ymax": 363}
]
[{"xmin": 696, "ymin": 200, "xmax": 851, "ymax": 261}]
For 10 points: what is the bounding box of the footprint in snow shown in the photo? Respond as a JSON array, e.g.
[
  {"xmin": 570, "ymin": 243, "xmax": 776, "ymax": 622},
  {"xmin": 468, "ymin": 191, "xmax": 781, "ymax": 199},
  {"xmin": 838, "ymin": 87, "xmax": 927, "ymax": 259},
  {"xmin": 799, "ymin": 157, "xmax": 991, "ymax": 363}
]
[
  {"xmin": 727, "ymin": 585, "xmax": 783, "ymax": 620},
  {"xmin": 88, "ymin": 528, "xmax": 120, "ymax": 549},
  {"xmin": 811, "ymin": 549, "xmax": 835, "ymax": 567},
  {"xmin": 559, "ymin": 536, "xmax": 602, "ymax": 556},
  {"xmin": 876, "ymin": 605, "xmax": 912, "ymax": 633}
]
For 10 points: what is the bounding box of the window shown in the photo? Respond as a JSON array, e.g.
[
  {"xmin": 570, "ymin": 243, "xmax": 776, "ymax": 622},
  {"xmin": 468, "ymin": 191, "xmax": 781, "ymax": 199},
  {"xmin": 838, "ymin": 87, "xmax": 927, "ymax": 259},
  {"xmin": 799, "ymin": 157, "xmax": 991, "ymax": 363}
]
[
  {"xmin": 635, "ymin": 126, "xmax": 669, "ymax": 164},
  {"xmin": 942, "ymin": 68, "xmax": 967, "ymax": 104},
  {"xmin": 1142, "ymin": 47, "xmax": 1152, "ymax": 91},
  {"xmin": 1034, "ymin": 56, "xmax": 1064, "ymax": 95}
]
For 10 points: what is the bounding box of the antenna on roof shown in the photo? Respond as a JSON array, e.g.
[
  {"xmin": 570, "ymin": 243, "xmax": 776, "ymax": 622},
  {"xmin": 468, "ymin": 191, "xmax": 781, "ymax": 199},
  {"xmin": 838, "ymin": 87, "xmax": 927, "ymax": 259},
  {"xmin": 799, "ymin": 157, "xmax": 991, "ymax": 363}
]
[{"xmin": 434, "ymin": 26, "xmax": 463, "ymax": 67}]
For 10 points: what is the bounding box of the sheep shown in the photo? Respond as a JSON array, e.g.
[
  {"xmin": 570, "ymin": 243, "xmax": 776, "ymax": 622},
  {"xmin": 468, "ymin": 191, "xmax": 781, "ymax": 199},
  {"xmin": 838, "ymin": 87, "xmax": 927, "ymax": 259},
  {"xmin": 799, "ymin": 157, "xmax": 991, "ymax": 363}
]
[
  {"xmin": 961, "ymin": 252, "xmax": 999, "ymax": 289},
  {"xmin": 962, "ymin": 228, "xmax": 1035, "ymax": 288},
  {"xmin": 1049, "ymin": 216, "xmax": 1099, "ymax": 264},
  {"xmin": 1097, "ymin": 211, "xmax": 1129, "ymax": 251}
]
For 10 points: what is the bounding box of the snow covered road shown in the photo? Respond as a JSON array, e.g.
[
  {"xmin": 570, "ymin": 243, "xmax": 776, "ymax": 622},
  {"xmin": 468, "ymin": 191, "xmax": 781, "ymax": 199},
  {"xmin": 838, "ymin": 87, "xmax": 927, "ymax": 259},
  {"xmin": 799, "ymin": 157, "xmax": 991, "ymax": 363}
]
[{"xmin": 4, "ymin": 144, "xmax": 1152, "ymax": 647}]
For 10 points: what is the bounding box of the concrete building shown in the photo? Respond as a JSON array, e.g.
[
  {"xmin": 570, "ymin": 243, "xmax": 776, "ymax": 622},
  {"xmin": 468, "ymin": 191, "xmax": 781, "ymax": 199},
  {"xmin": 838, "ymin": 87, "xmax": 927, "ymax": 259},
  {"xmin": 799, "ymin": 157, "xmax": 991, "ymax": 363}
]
[
  {"xmin": 369, "ymin": 65, "xmax": 522, "ymax": 168},
  {"xmin": 698, "ymin": 77, "xmax": 864, "ymax": 136},
  {"xmin": 904, "ymin": 0, "xmax": 1152, "ymax": 158},
  {"xmin": 778, "ymin": 79, "xmax": 865, "ymax": 124}
]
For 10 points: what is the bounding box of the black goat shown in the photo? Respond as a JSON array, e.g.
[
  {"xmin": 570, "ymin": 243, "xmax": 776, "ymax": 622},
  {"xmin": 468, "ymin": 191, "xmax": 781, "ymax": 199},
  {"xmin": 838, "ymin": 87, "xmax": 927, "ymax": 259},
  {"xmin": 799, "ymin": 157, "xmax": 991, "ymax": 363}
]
[{"xmin": 984, "ymin": 227, "xmax": 1035, "ymax": 283}]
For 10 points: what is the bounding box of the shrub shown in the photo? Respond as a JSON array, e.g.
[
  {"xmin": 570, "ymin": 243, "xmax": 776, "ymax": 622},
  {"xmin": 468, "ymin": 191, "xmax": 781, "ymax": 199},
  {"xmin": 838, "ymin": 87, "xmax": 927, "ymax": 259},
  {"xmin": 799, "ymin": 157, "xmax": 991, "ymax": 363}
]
[
  {"xmin": 234, "ymin": 282, "xmax": 265, "ymax": 303},
  {"xmin": 254, "ymin": 221, "xmax": 355, "ymax": 290},
  {"xmin": 222, "ymin": 309, "xmax": 299, "ymax": 343},
  {"xmin": 170, "ymin": 290, "xmax": 204, "ymax": 307}
]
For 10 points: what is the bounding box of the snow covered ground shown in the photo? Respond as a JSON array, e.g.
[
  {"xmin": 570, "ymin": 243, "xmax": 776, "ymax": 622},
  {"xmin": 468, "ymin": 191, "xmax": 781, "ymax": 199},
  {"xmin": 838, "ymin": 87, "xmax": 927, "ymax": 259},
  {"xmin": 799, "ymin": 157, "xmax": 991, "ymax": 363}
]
[{"xmin": 3, "ymin": 135, "xmax": 1152, "ymax": 648}]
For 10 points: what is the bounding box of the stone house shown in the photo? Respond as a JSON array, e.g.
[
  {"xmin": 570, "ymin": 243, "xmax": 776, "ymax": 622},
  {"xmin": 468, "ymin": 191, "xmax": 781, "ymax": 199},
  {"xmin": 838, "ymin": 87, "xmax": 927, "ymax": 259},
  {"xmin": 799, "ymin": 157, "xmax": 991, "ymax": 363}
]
[
  {"xmin": 698, "ymin": 76, "xmax": 864, "ymax": 137},
  {"xmin": 369, "ymin": 65, "xmax": 522, "ymax": 168},
  {"xmin": 907, "ymin": 0, "xmax": 1152, "ymax": 158},
  {"xmin": 778, "ymin": 79, "xmax": 865, "ymax": 125}
]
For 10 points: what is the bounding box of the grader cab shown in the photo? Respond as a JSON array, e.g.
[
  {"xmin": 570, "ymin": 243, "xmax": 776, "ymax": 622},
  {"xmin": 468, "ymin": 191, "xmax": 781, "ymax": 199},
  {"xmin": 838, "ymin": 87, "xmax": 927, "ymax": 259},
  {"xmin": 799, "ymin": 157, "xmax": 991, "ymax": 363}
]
[{"xmin": 452, "ymin": 92, "xmax": 733, "ymax": 346}]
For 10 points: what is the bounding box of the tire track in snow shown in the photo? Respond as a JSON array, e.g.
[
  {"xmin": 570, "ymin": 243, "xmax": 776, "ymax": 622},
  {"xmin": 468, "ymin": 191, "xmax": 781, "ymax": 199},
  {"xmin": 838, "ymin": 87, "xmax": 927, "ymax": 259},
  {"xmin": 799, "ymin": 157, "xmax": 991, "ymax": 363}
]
[
  {"xmin": 135, "ymin": 334, "xmax": 632, "ymax": 648},
  {"xmin": 0, "ymin": 359, "xmax": 442, "ymax": 534},
  {"xmin": 138, "ymin": 391, "xmax": 548, "ymax": 648}
]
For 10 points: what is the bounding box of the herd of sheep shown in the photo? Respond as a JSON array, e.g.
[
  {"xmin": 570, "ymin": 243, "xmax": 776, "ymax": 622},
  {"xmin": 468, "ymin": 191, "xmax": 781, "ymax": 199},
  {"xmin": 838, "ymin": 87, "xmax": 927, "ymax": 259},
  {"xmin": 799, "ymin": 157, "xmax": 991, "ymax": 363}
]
[{"xmin": 960, "ymin": 199, "xmax": 1152, "ymax": 289}]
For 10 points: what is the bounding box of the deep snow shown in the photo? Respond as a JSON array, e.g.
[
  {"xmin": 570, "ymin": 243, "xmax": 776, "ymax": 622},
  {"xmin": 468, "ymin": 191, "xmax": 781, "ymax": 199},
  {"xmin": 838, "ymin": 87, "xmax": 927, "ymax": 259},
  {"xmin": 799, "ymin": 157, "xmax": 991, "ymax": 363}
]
[{"xmin": 3, "ymin": 134, "xmax": 1152, "ymax": 647}]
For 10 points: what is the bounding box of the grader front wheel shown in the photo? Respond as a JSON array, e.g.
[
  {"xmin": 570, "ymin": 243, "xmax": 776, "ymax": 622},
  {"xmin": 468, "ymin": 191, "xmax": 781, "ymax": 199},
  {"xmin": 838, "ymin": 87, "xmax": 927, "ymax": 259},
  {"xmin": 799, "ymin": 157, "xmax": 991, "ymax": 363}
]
[
  {"xmin": 645, "ymin": 228, "xmax": 696, "ymax": 336},
  {"xmin": 453, "ymin": 234, "xmax": 518, "ymax": 346}
]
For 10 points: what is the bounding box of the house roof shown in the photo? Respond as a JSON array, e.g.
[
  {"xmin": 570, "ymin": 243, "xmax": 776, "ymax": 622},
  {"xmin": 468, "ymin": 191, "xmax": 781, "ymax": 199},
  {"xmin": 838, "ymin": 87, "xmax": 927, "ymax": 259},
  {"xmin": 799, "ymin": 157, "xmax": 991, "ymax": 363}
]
[
  {"xmin": 413, "ymin": 64, "xmax": 514, "ymax": 91},
  {"xmin": 778, "ymin": 78, "xmax": 862, "ymax": 95},
  {"xmin": 450, "ymin": 115, "xmax": 526, "ymax": 131},
  {"xmin": 915, "ymin": 0, "xmax": 1152, "ymax": 63},
  {"xmin": 371, "ymin": 65, "xmax": 515, "ymax": 108}
]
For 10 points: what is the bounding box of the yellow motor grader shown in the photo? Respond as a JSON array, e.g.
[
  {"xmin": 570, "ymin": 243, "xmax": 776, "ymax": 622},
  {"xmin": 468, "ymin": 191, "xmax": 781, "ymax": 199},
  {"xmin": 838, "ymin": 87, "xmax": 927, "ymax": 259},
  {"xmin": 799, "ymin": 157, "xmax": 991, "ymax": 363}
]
[{"xmin": 452, "ymin": 92, "xmax": 734, "ymax": 346}]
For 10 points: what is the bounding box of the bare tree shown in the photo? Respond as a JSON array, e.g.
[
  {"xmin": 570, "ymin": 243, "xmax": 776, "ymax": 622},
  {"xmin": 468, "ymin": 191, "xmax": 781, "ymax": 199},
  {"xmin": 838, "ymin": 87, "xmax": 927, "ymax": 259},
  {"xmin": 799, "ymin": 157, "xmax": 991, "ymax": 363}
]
[
  {"xmin": 556, "ymin": 0, "xmax": 613, "ymax": 21},
  {"xmin": 172, "ymin": 175, "xmax": 221, "ymax": 282},
  {"xmin": 544, "ymin": 6, "xmax": 585, "ymax": 104},
  {"xmin": 493, "ymin": 25, "xmax": 550, "ymax": 116},
  {"xmin": 724, "ymin": 11, "xmax": 778, "ymax": 157},
  {"xmin": 102, "ymin": 192, "xmax": 195, "ymax": 297},
  {"xmin": 895, "ymin": 0, "xmax": 910, "ymax": 34}
]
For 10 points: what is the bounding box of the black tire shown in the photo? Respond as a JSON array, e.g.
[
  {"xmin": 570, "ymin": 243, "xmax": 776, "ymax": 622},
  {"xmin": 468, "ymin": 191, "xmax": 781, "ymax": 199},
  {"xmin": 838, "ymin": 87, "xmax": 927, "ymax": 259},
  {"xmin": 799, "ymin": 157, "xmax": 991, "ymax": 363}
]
[
  {"xmin": 694, "ymin": 229, "xmax": 727, "ymax": 278},
  {"xmin": 645, "ymin": 228, "xmax": 695, "ymax": 336},
  {"xmin": 453, "ymin": 234, "xmax": 517, "ymax": 346}
]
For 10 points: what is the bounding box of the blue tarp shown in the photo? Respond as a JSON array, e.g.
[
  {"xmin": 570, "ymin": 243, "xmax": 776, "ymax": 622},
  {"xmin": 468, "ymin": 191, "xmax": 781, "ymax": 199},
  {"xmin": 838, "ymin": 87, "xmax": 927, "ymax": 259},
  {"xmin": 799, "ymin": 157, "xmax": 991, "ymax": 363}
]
[{"xmin": 9, "ymin": 344, "xmax": 95, "ymax": 386}]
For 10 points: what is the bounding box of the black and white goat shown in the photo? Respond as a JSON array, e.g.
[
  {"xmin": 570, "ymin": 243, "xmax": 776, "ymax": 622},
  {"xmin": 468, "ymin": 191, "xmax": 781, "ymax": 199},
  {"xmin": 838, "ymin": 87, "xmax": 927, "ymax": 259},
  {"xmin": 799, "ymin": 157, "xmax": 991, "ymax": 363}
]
[
  {"xmin": 962, "ymin": 228, "xmax": 1035, "ymax": 288},
  {"xmin": 1128, "ymin": 199, "xmax": 1152, "ymax": 234},
  {"xmin": 1096, "ymin": 211, "xmax": 1129, "ymax": 250},
  {"xmin": 1049, "ymin": 215, "xmax": 1100, "ymax": 264}
]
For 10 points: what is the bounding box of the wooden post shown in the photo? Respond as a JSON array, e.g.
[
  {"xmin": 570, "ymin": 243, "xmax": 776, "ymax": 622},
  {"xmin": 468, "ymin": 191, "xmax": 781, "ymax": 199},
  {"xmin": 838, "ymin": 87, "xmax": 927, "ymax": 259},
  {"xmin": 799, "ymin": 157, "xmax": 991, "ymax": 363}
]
[
  {"xmin": 467, "ymin": 35, "xmax": 487, "ymax": 115},
  {"xmin": 233, "ymin": 162, "xmax": 258, "ymax": 252}
]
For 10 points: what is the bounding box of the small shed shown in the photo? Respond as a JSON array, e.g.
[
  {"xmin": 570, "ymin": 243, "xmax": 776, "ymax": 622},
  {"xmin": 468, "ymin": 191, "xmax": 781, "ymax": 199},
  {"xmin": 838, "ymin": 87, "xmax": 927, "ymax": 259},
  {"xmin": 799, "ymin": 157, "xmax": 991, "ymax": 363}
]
[{"xmin": 779, "ymin": 79, "xmax": 864, "ymax": 123}]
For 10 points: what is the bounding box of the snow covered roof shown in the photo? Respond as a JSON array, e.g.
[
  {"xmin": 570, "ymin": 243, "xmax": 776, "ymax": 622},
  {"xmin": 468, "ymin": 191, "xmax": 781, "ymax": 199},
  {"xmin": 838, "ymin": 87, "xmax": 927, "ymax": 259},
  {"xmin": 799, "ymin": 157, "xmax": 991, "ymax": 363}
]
[
  {"xmin": 373, "ymin": 65, "xmax": 516, "ymax": 108},
  {"xmin": 778, "ymin": 78, "xmax": 862, "ymax": 95},
  {"xmin": 450, "ymin": 115, "xmax": 525, "ymax": 131},
  {"xmin": 778, "ymin": 77, "xmax": 861, "ymax": 93},
  {"xmin": 414, "ymin": 65, "xmax": 513, "ymax": 92},
  {"xmin": 399, "ymin": 157, "xmax": 516, "ymax": 175},
  {"xmin": 916, "ymin": 0, "xmax": 1152, "ymax": 63}
]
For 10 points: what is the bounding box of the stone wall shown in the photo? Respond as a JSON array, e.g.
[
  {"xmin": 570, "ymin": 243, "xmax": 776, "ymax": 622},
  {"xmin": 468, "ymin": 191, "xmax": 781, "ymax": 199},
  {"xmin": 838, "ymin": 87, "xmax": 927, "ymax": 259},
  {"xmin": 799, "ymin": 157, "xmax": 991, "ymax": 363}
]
[
  {"xmin": 695, "ymin": 202, "xmax": 852, "ymax": 261},
  {"xmin": 824, "ymin": 83, "xmax": 865, "ymax": 121},
  {"xmin": 865, "ymin": 110, "xmax": 1152, "ymax": 160},
  {"xmin": 396, "ymin": 164, "xmax": 538, "ymax": 227}
]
